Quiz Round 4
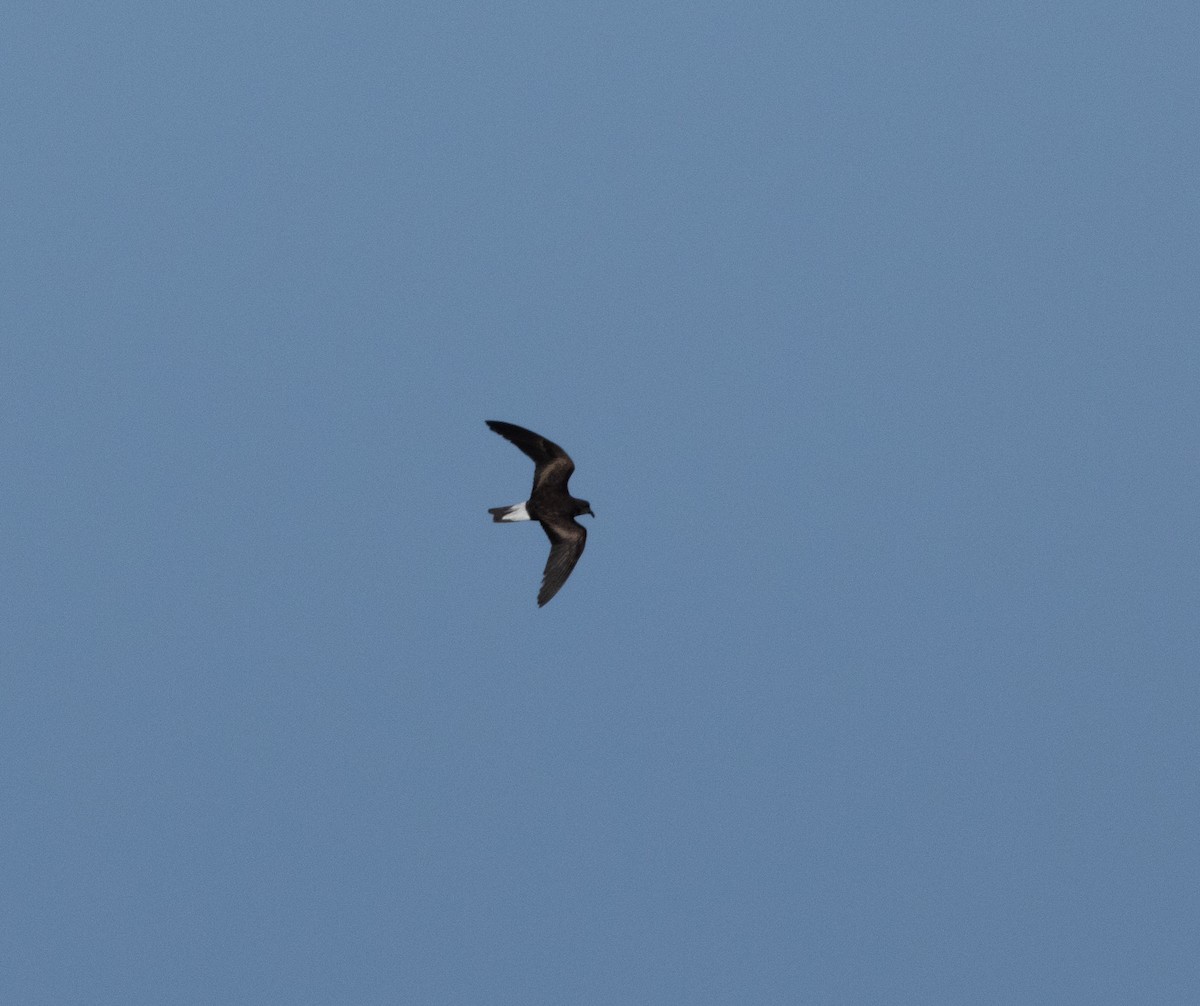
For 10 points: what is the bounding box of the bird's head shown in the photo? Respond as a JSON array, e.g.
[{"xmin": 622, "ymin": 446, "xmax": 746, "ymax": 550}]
[{"xmin": 576, "ymin": 500, "xmax": 595, "ymax": 518}]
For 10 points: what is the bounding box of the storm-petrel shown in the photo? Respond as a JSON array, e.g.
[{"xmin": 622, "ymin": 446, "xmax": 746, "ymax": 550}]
[{"xmin": 486, "ymin": 420, "xmax": 594, "ymax": 607}]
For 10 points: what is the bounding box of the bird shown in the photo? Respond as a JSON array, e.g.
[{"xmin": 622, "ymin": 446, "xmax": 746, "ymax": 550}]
[{"xmin": 486, "ymin": 420, "xmax": 594, "ymax": 606}]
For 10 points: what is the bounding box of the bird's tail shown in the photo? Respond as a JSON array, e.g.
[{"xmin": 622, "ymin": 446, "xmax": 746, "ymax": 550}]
[{"xmin": 489, "ymin": 501, "xmax": 532, "ymax": 522}]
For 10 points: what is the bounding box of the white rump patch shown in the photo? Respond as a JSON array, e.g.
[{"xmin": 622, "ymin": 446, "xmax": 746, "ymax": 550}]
[{"xmin": 499, "ymin": 502, "xmax": 531, "ymax": 522}]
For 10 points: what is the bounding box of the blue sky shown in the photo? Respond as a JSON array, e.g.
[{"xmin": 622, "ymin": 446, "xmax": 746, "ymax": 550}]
[{"xmin": 3, "ymin": 4, "xmax": 1198, "ymax": 1003}]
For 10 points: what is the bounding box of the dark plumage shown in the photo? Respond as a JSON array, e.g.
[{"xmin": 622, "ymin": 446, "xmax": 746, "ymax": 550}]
[{"xmin": 486, "ymin": 420, "xmax": 594, "ymax": 606}]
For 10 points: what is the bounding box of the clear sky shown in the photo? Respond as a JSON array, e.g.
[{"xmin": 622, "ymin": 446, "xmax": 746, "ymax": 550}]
[{"xmin": 3, "ymin": 4, "xmax": 1197, "ymax": 1003}]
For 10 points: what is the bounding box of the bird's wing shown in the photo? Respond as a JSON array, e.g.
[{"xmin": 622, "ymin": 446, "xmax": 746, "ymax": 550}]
[
  {"xmin": 537, "ymin": 516, "xmax": 587, "ymax": 607},
  {"xmin": 486, "ymin": 420, "xmax": 575, "ymax": 495}
]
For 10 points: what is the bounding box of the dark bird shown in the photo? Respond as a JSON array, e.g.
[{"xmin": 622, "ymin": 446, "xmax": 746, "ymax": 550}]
[{"xmin": 486, "ymin": 420, "xmax": 594, "ymax": 607}]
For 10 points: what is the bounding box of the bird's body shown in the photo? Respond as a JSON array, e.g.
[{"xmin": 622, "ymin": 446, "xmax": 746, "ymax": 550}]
[{"xmin": 486, "ymin": 420, "xmax": 593, "ymax": 606}]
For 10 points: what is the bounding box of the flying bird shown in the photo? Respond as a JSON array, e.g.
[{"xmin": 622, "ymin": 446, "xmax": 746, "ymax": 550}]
[{"xmin": 486, "ymin": 420, "xmax": 594, "ymax": 606}]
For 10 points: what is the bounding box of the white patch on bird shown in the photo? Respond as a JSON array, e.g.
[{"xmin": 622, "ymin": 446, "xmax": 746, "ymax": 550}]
[{"xmin": 499, "ymin": 502, "xmax": 531, "ymax": 521}]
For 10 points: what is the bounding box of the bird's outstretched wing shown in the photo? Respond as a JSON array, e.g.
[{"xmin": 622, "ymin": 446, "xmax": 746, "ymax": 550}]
[
  {"xmin": 485, "ymin": 420, "xmax": 575, "ymax": 495},
  {"xmin": 537, "ymin": 516, "xmax": 587, "ymax": 607}
]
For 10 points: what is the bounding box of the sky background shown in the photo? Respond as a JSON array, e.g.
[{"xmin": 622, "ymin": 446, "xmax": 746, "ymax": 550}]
[{"xmin": 3, "ymin": 3, "xmax": 1198, "ymax": 1003}]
